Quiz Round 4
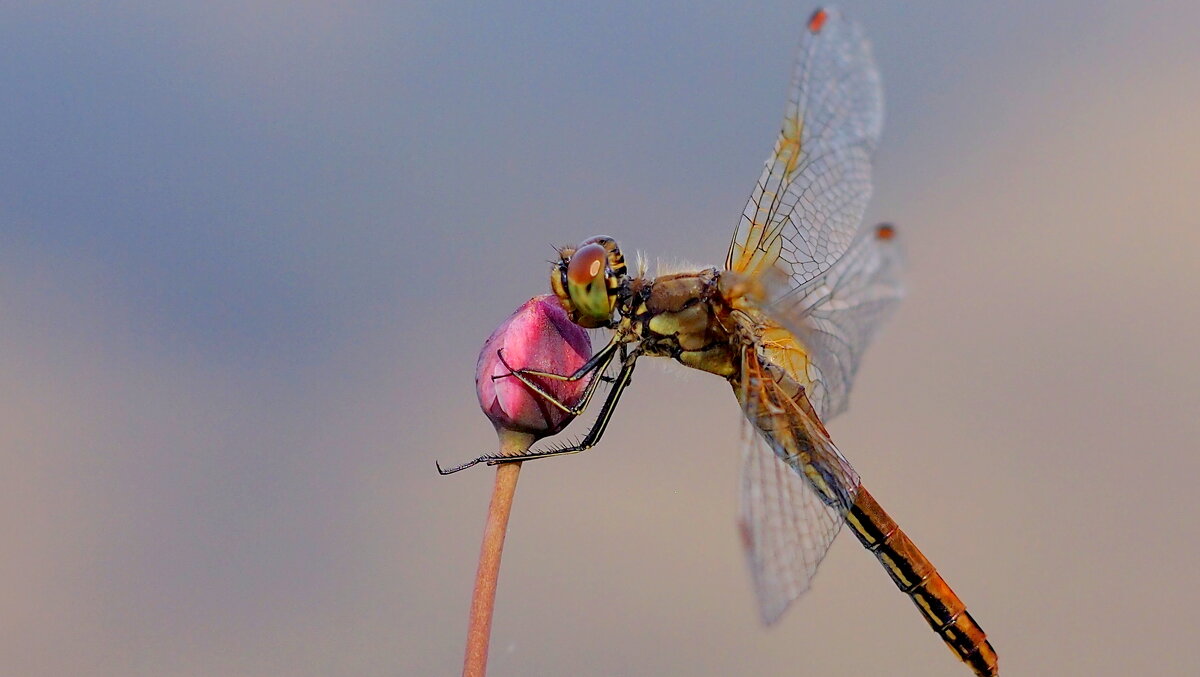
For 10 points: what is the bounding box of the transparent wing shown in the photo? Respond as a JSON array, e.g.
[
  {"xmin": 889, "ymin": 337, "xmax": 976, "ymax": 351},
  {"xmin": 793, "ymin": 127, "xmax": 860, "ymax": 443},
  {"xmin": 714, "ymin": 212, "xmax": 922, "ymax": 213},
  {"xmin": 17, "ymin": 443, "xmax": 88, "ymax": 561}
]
[
  {"xmin": 739, "ymin": 432, "xmax": 844, "ymax": 624},
  {"xmin": 768, "ymin": 222, "xmax": 904, "ymax": 420},
  {"xmin": 735, "ymin": 345, "xmax": 861, "ymax": 624},
  {"xmin": 726, "ymin": 7, "xmax": 883, "ymax": 292}
]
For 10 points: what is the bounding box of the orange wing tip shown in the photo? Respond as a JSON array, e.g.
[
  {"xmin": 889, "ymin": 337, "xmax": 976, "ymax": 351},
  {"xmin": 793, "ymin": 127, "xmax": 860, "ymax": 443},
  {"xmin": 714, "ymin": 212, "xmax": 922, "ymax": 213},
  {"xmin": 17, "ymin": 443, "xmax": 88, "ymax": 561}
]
[
  {"xmin": 807, "ymin": 8, "xmax": 829, "ymax": 33},
  {"xmin": 874, "ymin": 223, "xmax": 896, "ymax": 241}
]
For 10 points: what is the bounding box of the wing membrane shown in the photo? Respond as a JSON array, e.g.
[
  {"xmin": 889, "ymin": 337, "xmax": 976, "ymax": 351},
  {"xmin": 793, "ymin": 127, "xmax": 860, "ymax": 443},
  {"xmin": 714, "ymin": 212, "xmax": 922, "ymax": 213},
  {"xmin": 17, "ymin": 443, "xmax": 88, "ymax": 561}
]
[
  {"xmin": 768, "ymin": 222, "xmax": 904, "ymax": 420},
  {"xmin": 724, "ymin": 5, "xmax": 897, "ymax": 629},
  {"xmin": 735, "ymin": 345, "xmax": 860, "ymax": 623},
  {"xmin": 726, "ymin": 7, "xmax": 883, "ymax": 293}
]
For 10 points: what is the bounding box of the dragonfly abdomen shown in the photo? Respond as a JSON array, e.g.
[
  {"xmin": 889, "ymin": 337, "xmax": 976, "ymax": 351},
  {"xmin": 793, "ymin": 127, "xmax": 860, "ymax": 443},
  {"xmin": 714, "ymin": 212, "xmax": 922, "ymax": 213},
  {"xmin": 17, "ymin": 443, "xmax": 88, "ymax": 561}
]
[{"xmin": 846, "ymin": 487, "xmax": 999, "ymax": 677}]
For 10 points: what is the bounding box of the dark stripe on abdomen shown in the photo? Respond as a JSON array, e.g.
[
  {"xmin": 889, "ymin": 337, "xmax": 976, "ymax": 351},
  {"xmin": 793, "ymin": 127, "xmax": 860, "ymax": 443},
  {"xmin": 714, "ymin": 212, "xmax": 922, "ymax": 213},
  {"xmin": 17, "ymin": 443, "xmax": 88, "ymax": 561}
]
[{"xmin": 846, "ymin": 486, "xmax": 999, "ymax": 676}]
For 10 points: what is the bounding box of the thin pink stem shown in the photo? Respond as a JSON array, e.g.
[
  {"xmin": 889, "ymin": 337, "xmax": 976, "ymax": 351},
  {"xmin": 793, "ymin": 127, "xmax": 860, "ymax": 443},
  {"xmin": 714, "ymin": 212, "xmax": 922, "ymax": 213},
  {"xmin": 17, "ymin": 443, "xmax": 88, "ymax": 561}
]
[{"xmin": 462, "ymin": 430, "xmax": 533, "ymax": 677}]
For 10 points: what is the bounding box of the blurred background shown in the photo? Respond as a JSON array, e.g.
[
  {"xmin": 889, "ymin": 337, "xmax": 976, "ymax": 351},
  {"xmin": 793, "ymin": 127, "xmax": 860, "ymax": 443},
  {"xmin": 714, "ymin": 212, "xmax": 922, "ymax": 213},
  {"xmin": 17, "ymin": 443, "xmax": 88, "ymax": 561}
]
[{"xmin": 3, "ymin": 1, "xmax": 1198, "ymax": 675}]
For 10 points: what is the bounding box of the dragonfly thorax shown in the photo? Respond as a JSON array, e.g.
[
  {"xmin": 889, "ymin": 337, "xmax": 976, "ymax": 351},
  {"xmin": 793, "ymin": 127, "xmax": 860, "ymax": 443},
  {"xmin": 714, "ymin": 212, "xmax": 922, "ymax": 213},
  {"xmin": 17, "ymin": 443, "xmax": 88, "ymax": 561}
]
[{"xmin": 622, "ymin": 268, "xmax": 741, "ymax": 379}]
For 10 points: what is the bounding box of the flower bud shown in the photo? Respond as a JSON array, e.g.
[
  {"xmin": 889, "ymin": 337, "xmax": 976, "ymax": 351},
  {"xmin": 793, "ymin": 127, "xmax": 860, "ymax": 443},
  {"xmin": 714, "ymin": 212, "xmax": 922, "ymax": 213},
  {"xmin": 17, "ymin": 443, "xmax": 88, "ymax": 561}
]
[{"xmin": 475, "ymin": 295, "xmax": 593, "ymax": 438}]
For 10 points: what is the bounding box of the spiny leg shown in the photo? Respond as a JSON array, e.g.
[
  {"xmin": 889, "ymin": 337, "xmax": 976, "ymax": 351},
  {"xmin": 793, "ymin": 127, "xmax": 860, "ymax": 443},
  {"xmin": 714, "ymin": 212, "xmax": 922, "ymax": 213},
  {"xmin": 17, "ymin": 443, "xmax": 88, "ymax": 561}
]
[
  {"xmin": 436, "ymin": 352, "xmax": 638, "ymax": 475},
  {"xmin": 617, "ymin": 342, "xmax": 631, "ymax": 385},
  {"xmin": 495, "ymin": 338, "xmax": 622, "ymax": 416},
  {"xmin": 496, "ymin": 336, "xmax": 621, "ymax": 383},
  {"xmin": 502, "ymin": 340, "xmax": 631, "ymax": 385}
]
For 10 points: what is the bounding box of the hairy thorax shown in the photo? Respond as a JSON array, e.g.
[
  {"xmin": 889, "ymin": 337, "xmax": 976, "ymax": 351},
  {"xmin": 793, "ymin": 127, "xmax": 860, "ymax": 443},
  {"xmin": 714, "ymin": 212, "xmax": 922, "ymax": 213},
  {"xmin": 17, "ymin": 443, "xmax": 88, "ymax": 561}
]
[{"xmin": 618, "ymin": 268, "xmax": 765, "ymax": 380}]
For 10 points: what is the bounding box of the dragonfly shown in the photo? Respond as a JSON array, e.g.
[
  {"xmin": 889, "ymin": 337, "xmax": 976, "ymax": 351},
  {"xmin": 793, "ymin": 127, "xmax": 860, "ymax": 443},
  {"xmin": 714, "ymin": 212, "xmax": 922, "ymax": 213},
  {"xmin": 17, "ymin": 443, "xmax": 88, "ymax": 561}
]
[{"xmin": 439, "ymin": 7, "xmax": 997, "ymax": 676}]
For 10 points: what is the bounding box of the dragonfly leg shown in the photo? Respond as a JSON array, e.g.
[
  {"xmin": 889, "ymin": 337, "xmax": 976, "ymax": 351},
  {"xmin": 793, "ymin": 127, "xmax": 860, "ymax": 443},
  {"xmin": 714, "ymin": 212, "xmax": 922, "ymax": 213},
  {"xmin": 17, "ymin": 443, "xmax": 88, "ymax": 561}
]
[
  {"xmin": 494, "ymin": 339, "xmax": 621, "ymax": 416},
  {"xmin": 495, "ymin": 337, "xmax": 619, "ymax": 383},
  {"xmin": 436, "ymin": 352, "xmax": 639, "ymax": 475},
  {"xmin": 619, "ymin": 342, "xmax": 632, "ymax": 385},
  {"xmin": 590, "ymin": 344, "xmax": 631, "ymax": 384}
]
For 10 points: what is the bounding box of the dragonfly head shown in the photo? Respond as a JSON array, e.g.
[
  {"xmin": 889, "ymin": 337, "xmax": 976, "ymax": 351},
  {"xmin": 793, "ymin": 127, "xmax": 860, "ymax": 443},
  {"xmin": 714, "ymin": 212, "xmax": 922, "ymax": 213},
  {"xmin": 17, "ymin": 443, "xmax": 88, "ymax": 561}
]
[{"xmin": 551, "ymin": 235, "xmax": 627, "ymax": 328}]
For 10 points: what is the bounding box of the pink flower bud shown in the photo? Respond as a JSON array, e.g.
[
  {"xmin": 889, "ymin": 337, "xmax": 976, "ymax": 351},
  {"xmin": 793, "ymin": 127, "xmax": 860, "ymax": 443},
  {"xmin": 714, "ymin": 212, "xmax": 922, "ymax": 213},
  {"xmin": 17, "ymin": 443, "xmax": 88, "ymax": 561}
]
[{"xmin": 475, "ymin": 295, "xmax": 593, "ymax": 438}]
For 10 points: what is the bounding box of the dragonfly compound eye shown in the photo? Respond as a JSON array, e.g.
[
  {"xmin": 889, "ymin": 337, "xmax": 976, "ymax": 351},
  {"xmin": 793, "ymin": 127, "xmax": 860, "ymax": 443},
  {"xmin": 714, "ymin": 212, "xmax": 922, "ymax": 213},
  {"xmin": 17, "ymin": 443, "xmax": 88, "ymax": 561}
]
[{"xmin": 561, "ymin": 242, "xmax": 614, "ymax": 328}]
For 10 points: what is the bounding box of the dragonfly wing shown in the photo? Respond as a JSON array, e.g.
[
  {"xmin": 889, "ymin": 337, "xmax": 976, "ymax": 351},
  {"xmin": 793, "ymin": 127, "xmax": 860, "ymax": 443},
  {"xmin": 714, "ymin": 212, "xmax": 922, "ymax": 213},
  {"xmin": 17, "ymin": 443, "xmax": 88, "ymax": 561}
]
[
  {"xmin": 735, "ymin": 345, "xmax": 861, "ymax": 624},
  {"xmin": 769, "ymin": 222, "xmax": 904, "ymax": 420},
  {"xmin": 739, "ymin": 431, "xmax": 844, "ymax": 624},
  {"xmin": 726, "ymin": 7, "xmax": 883, "ymax": 291}
]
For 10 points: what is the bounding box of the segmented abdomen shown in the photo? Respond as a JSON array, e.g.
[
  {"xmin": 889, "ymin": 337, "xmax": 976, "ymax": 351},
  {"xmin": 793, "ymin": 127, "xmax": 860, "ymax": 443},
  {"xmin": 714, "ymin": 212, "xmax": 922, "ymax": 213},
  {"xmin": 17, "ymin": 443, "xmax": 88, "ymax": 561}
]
[{"xmin": 846, "ymin": 487, "xmax": 999, "ymax": 676}]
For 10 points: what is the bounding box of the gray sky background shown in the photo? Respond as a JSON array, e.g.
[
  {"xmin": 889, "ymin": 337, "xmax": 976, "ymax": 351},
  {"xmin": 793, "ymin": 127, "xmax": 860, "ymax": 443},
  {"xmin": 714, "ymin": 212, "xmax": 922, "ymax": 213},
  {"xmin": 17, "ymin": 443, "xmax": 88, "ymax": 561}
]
[{"xmin": 3, "ymin": 2, "xmax": 1199, "ymax": 676}]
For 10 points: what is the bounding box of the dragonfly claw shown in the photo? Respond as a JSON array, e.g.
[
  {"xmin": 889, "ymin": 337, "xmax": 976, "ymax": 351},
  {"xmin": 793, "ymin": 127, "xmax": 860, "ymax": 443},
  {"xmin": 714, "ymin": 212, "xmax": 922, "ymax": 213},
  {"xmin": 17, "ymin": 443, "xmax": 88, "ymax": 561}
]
[
  {"xmin": 435, "ymin": 457, "xmax": 483, "ymax": 475},
  {"xmin": 490, "ymin": 348, "xmax": 541, "ymax": 383},
  {"xmin": 437, "ymin": 453, "xmax": 527, "ymax": 475},
  {"xmin": 490, "ymin": 349, "xmax": 514, "ymax": 381}
]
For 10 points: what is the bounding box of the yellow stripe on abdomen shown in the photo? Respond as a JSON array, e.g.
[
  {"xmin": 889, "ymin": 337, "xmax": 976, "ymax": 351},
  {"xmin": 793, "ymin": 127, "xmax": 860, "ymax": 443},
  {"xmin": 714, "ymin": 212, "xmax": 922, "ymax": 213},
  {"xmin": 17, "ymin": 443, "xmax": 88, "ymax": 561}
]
[{"xmin": 846, "ymin": 486, "xmax": 999, "ymax": 677}]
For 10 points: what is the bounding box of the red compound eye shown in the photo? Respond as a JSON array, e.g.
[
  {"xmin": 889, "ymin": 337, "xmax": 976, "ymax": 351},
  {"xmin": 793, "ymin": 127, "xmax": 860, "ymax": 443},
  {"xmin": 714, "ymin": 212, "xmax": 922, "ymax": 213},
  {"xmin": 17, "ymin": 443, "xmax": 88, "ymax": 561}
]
[
  {"xmin": 567, "ymin": 243, "xmax": 607, "ymax": 287},
  {"xmin": 562, "ymin": 243, "xmax": 613, "ymax": 327}
]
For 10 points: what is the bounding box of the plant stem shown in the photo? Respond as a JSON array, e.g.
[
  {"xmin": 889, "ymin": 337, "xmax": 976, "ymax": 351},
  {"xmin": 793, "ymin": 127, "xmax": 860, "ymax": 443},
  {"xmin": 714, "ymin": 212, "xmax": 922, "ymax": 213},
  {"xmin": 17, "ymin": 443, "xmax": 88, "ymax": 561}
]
[{"xmin": 462, "ymin": 430, "xmax": 532, "ymax": 677}]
